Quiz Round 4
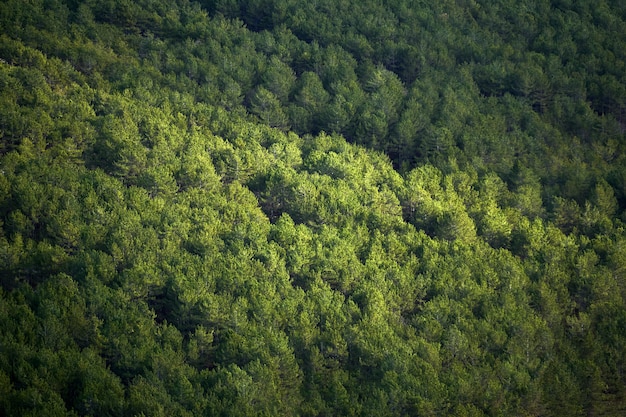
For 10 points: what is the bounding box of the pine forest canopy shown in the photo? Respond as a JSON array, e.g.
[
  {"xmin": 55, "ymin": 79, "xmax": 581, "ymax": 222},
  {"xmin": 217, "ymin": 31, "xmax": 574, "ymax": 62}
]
[{"xmin": 0, "ymin": 0, "xmax": 626, "ymax": 415}]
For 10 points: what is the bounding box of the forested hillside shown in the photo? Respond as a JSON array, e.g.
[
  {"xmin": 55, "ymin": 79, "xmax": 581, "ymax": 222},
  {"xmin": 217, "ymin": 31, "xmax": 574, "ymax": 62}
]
[{"xmin": 1, "ymin": 0, "xmax": 626, "ymax": 415}]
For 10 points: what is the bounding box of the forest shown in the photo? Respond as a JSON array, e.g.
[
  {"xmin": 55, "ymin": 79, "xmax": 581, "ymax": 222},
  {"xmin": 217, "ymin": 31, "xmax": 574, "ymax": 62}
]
[{"xmin": 0, "ymin": 0, "xmax": 626, "ymax": 415}]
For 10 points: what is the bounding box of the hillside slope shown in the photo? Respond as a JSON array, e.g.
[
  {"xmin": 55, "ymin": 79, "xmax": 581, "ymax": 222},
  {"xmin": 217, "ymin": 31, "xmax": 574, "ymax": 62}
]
[{"xmin": 1, "ymin": 0, "xmax": 626, "ymax": 416}]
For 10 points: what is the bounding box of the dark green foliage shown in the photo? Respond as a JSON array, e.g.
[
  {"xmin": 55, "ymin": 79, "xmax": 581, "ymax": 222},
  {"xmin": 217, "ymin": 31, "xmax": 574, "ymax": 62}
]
[{"xmin": 0, "ymin": 0, "xmax": 625, "ymax": 416}]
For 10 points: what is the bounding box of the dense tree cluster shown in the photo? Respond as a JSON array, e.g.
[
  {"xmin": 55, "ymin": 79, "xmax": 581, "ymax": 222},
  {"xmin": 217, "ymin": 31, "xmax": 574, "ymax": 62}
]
[{"xmin": 1, "ymin": 0, "xmax": 626, "ymax": 415}]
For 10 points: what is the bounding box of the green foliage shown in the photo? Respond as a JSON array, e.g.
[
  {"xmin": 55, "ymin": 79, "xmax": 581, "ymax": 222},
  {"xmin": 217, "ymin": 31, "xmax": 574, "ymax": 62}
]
[{"xmin": 0, "ymin": 0, "xmax": 625, "ymax": 416}]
